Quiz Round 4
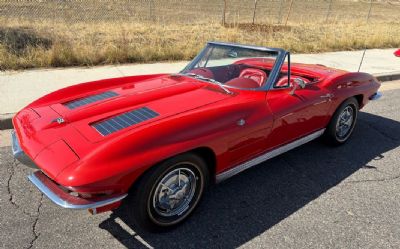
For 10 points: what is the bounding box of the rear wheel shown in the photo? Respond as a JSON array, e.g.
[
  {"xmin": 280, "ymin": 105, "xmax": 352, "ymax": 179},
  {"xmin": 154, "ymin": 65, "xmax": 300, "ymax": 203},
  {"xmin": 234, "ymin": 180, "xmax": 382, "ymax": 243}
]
[
  {"xmin": 124, "ymin": 153, "xmax": 209, "ymax": 232},
  {"xmin": 324, "ymin": 97, "xmax": 359, "ymax": 145}
]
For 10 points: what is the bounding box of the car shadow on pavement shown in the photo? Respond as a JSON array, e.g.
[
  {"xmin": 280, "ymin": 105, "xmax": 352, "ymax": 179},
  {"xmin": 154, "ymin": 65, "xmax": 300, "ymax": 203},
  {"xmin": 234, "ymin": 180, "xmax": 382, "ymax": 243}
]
[{"xmin": 99, "ymin": 112, "xmax": 400, "ymax": 249}]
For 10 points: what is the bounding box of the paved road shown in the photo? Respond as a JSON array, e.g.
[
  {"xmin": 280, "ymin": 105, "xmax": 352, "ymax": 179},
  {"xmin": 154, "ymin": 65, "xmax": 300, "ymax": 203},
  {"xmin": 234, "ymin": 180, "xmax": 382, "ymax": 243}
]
[{"xmin": 1, "ymin": 81, "xmax": 400, "ymax": 249}]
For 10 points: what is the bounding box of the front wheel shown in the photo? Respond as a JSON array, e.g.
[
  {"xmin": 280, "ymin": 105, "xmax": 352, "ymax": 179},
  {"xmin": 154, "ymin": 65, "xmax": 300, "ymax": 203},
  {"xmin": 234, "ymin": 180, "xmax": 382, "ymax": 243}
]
[
  {"xmin": 324, "ymin": 97, "xmax": 359, "ymax": 145},
  {"xmin": 124, "ymin": 153, "xmax": 209, "ymax": 232}
]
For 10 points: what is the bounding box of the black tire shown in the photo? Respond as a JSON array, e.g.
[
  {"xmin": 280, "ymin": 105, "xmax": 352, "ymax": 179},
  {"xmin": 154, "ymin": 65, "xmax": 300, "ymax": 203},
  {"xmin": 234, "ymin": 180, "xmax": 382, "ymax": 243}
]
[
  {"xmin": 324, "ymin": 97, "xmax": 359, "ymax": 145},
  {"xmin": 124, "ymin": 153, "xmax": 209, "ymax": 232}
]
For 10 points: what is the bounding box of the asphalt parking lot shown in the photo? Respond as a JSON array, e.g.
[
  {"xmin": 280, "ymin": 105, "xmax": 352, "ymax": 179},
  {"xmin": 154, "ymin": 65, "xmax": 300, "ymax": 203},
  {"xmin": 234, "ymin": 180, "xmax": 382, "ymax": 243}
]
[{"xmin": 1, "ymin": 81, "xmax": 400, "ymax": 249}]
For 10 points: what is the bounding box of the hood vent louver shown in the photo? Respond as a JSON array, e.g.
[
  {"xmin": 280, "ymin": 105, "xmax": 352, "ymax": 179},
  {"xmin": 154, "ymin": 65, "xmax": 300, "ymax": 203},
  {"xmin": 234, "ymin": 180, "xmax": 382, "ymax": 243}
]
[
  {"xmin": 64, "ymin": 91, "xmax": 118, "ymax": 110},
  {"xmin": 91, "ymin": 107, "xmax": 159, "ymax": 136}
]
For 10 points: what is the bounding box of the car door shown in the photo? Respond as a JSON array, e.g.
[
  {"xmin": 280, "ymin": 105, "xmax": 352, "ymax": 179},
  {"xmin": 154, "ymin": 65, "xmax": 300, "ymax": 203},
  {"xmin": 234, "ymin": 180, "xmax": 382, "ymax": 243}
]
[
  {"xmin": 265, "ymin": 81, "xmax": 333, "ymax": 149},
  {"xmin": 226, "ymin": 91, "xmax": 274, "ymax": 165}
]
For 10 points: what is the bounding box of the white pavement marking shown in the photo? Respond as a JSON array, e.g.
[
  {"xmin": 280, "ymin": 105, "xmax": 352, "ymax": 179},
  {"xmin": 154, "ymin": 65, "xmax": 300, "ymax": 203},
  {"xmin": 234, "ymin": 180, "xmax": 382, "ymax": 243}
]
[{"xmin": 114, "ymin": 218, "xmax": 154, "ymax": 249}]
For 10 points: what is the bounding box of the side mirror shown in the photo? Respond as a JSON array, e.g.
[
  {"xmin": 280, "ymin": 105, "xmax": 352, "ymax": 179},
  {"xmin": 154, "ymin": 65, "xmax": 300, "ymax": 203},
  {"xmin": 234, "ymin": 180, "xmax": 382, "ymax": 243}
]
[
  {"xmin": 290, "ymin": 78, "xmax": 306, "ymax": 95},
  {"xmin": 395, "ymin": 49, "xmax": 400, "ymax": 57},
  {"xmin": 228, "ymin": 50, "xmax": 238, "ymax": 58}
]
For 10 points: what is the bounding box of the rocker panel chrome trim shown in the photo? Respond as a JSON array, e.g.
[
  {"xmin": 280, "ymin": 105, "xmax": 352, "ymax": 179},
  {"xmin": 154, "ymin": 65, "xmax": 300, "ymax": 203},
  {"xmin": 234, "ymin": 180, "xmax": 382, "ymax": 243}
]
[{"xmin": 216, "ymin": 129, "xmax": 325, "ymax": 183}]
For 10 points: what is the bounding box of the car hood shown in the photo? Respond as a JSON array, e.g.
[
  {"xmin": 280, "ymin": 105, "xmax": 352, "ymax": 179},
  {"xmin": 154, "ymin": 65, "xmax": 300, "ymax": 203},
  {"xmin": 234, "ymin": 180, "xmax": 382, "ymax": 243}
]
[
  {"xmin": 15, "ymin": 74, "xmax": 231, "ymax": 158},
  {"xmin": 55, "ymin": 75, "xmax": 231, "ymax": 142}
]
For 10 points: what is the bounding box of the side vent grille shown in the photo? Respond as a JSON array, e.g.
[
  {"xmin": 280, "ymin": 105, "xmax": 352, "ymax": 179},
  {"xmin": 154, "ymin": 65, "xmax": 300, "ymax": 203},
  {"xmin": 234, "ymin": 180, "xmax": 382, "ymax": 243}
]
[
  {"xmin": 92, "ymin": 107, "xmax": 159, "ymax": 136},
  {"xmin": 64, "ymin": 91, "xmax": 118, "ymax": 110}
]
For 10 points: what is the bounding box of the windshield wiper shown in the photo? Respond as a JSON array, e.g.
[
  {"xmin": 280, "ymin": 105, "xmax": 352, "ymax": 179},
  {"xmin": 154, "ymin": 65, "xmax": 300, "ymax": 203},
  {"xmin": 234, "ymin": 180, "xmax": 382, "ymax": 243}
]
[{"xmin": 182, "ymin": 73, "xmax": 232, "ymax": 94}]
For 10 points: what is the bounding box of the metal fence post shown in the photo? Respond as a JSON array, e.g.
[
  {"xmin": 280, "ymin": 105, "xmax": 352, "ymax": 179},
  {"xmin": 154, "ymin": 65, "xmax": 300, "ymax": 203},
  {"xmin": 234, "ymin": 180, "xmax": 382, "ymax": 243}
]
[
  {"xmin": 285, "ymin": 0, "xmax": 294, "ymax": 26},
  {"xmin": 277, "ymin": 0, "xmax": 284, "ymax": 24},
  {"xmin": 222, "ymin": 0, "xmax": 227, "ymax": 25},
  {"xmin": 149, "ymin": 0, "xmax": 155, "ymax": 21},
  {"xmin": 252, "ymin": 0, "xmax": 258, "ymax": 24},
  {"xmin": 325, "ymin": 0, "xmax": 333, "ymax": 23},
  {"xmin": 366, "ymin": 0, "xmax": 373, "ymax": 23}
]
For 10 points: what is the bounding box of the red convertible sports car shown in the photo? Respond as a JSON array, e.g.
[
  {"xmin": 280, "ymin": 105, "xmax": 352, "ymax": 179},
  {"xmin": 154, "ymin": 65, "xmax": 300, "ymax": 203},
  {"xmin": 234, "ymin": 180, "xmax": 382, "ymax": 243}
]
[{"xmin": 12, "ymin": 42, "xmax": 381, "ymax": 231}]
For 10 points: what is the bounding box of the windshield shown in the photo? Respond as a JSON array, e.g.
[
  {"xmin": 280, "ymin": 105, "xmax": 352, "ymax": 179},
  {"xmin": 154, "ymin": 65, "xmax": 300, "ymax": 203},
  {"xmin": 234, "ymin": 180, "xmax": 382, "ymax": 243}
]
[{"xmin": 181, "ymin": 43, "xmax": 281, "ymax": 90}]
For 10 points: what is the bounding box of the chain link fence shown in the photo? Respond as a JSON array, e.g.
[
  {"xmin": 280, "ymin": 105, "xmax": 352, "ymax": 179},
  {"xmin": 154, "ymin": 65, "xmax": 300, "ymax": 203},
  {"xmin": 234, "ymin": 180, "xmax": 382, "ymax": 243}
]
[
  {"xmin": 0, "ymin": 0, "xmax": 399, "ymax": 25},
  {"xmin": 1, "ymin": 0, "xmax": 399, "ymax": 70}
]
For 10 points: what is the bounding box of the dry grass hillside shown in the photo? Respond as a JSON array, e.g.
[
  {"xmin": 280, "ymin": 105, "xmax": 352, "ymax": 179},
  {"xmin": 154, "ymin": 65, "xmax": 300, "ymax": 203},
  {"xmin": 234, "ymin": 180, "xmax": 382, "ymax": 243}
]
[{"xmin": 0, "ymin": 0, "xmax": 399, "ymax": 70}]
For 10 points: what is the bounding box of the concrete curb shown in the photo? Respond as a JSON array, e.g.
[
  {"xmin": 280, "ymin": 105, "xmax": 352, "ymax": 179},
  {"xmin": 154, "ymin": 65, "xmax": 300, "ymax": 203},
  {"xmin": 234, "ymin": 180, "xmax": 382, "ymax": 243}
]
[
  {"xmin": 0, "ymin": 114, "xmax": 14, "ymax": 130},
  {"xmin": 1, "ymin": 71, "xmax": 399, "ymax": 131},
  {"xmin": 374, "ymin": 72, "xmax": 400, "ymax": 82}
]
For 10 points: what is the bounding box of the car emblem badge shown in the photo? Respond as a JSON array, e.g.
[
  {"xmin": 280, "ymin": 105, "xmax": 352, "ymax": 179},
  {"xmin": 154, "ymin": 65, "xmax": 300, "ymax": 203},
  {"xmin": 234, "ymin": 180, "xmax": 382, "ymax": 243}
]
[
  {"xmin": 237, "ymin": 119, "xmax": 246, "ymax": 126},
  {"xmin": 52, "ymin": 117, "xmax": 65, "ymax": 124}
]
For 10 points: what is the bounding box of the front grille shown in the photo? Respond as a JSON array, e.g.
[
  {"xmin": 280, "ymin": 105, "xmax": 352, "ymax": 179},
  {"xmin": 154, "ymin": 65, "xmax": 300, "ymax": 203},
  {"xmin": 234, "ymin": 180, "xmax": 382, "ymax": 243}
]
[
  {"xmin": 91, "ymin": 107, "xmax": 159, "ymax": 136},
  {"xmin": 64, "ymin": 91, "xmax": 118, "ymax": 110}
]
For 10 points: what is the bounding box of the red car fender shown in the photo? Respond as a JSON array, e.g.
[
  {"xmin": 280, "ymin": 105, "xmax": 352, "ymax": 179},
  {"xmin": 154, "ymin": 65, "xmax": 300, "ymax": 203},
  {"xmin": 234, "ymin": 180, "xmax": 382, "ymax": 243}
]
[
  {"xmin": 323, "ymin": 72, "xmax": 380, "ymax": 115},
  {"xmin": 55, "ymin": 93, "xmax": 269, "ymax": 193}
]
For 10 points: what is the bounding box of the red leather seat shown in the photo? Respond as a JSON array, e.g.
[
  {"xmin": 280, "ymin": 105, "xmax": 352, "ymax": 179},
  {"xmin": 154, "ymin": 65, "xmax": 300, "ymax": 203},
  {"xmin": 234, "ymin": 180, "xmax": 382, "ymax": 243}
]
[
  {"xmin": 239, "ymin": 68, "xmax": 267, "ymax": 87},
  {"xmin": 224, "ymin": 77, "xmax": 260, "ymax": 89},
  {"xmin": 275, "ymin": 75, "xmax": 311, "ymax": 87}
]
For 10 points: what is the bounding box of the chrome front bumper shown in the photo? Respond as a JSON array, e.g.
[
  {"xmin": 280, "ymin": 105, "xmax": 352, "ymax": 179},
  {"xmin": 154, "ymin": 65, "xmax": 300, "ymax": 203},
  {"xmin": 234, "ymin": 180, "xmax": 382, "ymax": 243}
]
[
  {"xmin": 11, "ymin": 130, "xmax": 37, "ymax": 168},
  {"xmin": 28, "ymin": 171, "xmax": 128, "ymax": 209},
  {"xmin": 369, "ymin": 92, "xmax": 382, "ymax": 101},
  {"xmin": 12, "ymin": 130, "xmax": 127, "ymax": 210}
]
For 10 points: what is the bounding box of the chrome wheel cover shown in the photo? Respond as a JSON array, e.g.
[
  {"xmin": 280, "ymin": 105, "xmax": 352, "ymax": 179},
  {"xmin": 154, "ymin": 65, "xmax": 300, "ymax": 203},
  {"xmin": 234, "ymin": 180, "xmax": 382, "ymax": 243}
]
[
  {"xmin": 152, "ymin": 166, "xmax": 197, "ymax": 217},
  {"xmin": 336, "ymin": 106, "xmax": 354, "ymax": 140}
]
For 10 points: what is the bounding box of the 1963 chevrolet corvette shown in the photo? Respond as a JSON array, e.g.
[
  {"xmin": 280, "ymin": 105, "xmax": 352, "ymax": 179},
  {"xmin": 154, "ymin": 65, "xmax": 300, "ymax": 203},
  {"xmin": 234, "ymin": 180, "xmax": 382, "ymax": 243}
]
[{"xmin": 12, "ymin": 42, "xmax": 381, "ymax": 231}]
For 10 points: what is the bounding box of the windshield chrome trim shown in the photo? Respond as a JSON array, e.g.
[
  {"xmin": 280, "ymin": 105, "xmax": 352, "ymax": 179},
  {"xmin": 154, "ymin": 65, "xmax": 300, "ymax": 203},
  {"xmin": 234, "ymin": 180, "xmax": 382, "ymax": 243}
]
[
  {"xmin": 207, "ymin": 41, "xmax": 286, "ymax": 53},
  {"xmin": 181, "ymin": 45, "xmax": 210, "ymax": 72},
  {"xmin": 263, "ymin": 51, "xmax": 288, "ymax": 91},
  {"xmin": 181, "ymin": 41, "xmax": 288, "ymax": 92}
]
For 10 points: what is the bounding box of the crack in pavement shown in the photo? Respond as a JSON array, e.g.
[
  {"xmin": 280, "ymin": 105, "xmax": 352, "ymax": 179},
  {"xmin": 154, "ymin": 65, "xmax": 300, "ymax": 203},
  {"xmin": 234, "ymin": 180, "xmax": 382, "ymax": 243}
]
[
  {"xmin": 7, "ymin": 158, "xmax": 19, "ymax": 208},
  {"xmin": 27, "ymin": 194, "xmax": 43, "ymax": 249},
  {"xmin": 5, "ymin": 152, "xmax": 45, "ymax": 248},
  {"xmin": 363, "ymin": 165, "xmax": 396, "ymax": 176},
  {"xmin": 344, "ymin": 174, "xmax": 400, "ymax": 184},
  {"xmin": 6, "ymin": 158, "xmax": 33, "ymax": 216},
  {"xmin": 338, "ymin": 159, "xmax": 400, "ymax": 185},
  {"xmin": 339, "ymin": 119, "xmax": 400, "ymax": 185}
]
